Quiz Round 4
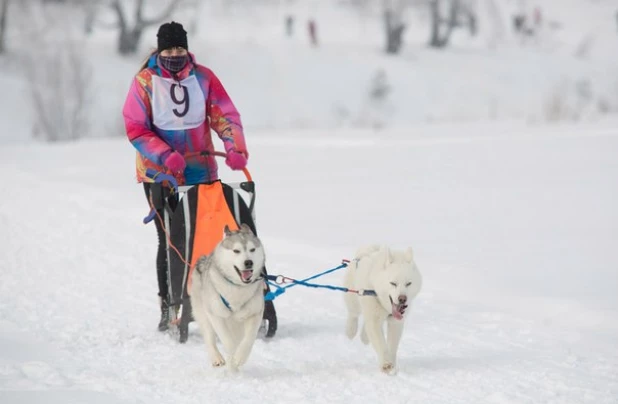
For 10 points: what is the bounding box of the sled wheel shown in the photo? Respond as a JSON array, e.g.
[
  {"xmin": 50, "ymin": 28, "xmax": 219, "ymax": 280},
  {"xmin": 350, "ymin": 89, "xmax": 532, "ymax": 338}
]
[
  {"xmin": 178, "ymin": 298, "xmax": 192, "ymax": 344},
  {"xmin": 265, "ymin": 318, "xmax": 277, "ymax": 338},
  {"xmin": 179, "ymin": 323, "xmax": 188, "ymax": 344},
  {"xmin": 262, "ymin": 299, "xmax": 277, "ymax": 338}
]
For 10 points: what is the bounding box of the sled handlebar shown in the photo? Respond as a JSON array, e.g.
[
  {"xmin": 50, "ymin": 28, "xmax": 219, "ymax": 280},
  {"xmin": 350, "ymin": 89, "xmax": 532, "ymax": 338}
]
[
  {"xmin": 144, "ymin": 151, "xmax": 252, "ymax": 191},
  {"xmin": 184, "ymin": 151, "xmax": 253, "ymax": 182},
  {"xmin": 143, "ymin": 152, "xmax": 252, "ymax": 224}
]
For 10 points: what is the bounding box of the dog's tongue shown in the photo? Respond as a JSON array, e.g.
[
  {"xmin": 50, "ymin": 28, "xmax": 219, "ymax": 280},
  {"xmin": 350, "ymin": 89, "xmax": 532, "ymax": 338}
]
[
  {"xmin": 241, "ymin": 270, "xmax": 253, "ymax": 281},
  {"xmin": 391, "ymin": 303, "xmax": 407, "ymax": 321}
]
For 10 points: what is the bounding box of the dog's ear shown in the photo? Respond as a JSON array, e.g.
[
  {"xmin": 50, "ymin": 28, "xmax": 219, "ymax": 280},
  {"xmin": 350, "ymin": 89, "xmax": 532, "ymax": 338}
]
[
  {"xmin": 224, "ymin": 225, "xmax": 234, "ymax": 237},
  {"xmin": 239, "ymin": 223, "xmax": 254, "ymax": 235},
  {"xmin": 378, "ymin": 245, "xmax": 392, "ymax": 268},
  {"xmin": 404, "ymin": 247, "xmax": 414, "ymax": 263}
]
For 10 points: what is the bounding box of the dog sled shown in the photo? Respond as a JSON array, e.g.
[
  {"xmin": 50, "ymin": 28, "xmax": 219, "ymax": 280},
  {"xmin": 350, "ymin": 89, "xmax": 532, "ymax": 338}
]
[{"xmin": 143, "ymin": 151, "xmax": 277, "ymax": 343}]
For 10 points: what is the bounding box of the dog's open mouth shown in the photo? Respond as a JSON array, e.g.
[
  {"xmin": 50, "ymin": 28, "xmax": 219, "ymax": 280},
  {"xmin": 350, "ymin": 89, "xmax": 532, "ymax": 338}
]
[
  {"xmin": 234, "ymin": 266, "xmax": 254, "ymax": 283},
  {"xmin": 389, "ymin": 296, "xmax": 408, "ymax": 321}
]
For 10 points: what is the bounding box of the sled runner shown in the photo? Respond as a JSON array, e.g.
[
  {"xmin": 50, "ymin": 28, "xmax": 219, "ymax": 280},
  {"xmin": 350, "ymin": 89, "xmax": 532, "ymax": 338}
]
[{"xmin": 143, "ymin": 151, "xmax": 277, "ymax": 343}]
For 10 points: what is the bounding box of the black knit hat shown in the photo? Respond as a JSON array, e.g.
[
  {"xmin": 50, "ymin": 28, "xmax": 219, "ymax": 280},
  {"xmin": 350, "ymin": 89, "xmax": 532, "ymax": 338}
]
[{"xmin": 157, "ymin": 21, "xmax": 188, "ymax": 52}]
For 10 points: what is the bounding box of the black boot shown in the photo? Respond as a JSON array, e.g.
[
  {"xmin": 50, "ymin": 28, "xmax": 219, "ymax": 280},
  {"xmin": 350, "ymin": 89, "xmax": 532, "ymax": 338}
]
[
  {"xmin": 158, "ymin": 297, "xmax": 170, "ymax": 332},
  {"xmin": 263, "ymin": 299, "xmax": 277, "ymax": 338}
]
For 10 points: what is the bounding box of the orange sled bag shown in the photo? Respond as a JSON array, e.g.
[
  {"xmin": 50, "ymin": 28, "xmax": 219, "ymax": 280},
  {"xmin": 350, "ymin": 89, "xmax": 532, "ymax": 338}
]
[{"xmin": 166, "ymin": 180, "xmax": 277, "ymax": 343}]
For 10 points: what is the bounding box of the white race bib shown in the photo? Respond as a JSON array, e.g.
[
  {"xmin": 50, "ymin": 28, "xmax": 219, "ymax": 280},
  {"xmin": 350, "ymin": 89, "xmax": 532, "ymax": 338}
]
[{"xmin": 152, "ymin": 75, "xmax": 206, "ymax": 130}]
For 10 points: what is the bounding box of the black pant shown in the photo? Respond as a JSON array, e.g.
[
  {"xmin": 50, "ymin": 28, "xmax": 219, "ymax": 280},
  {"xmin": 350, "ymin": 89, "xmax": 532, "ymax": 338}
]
[{"xmin": 143, "ymin": 183, "xmax": 178, "ymax": 299}]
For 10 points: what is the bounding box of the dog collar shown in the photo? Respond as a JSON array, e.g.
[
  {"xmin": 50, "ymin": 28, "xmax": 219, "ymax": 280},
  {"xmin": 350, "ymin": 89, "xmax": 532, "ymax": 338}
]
[
  {"xmin": 218, "ymin": 293, "xmax": 252, "ymax": 313},
  {"xmin": 213, "ymin": 268, "xmax": 267, "ymax": 312},
  {"xmin": 220, "ymin": 295, "xmax": 232, "ymax": 310}
]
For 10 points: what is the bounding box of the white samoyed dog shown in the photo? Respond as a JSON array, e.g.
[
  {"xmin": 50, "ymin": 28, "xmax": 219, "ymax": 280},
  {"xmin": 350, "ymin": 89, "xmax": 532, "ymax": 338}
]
[{"xmin": 343, "ymin": 245, "xmax": 422, "ymax": 374}]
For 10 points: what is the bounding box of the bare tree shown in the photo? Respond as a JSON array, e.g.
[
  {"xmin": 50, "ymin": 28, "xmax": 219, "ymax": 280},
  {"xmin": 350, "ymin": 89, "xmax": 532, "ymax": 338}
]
[
  {"xmin": 111, "ymin": 0, "xmax": 184, "ymax": 55},
  {"xmin": 30, "ymin": 41, "xmax": 91, "ymax": 142},
  {"xmin": 16, "ymin": 1, "xmax": 92, "ymax": 142},
  {"xmin": 0, "ymin": 0, "xmax": 9, "ymax": 54},
  {"xmin": 428, "ymin": 0, "xmax": 477, "ymax": 48},
  {"xmin": 384, "ymin": 9, "xmax": 406, "ymax": 54},
  {"xmin": 383, "ymin": 0, "xmax": 408, "ymax": 54},
  {"xmin": 84, "ymin": 0, "xmax": 102, "ymax": 35}
]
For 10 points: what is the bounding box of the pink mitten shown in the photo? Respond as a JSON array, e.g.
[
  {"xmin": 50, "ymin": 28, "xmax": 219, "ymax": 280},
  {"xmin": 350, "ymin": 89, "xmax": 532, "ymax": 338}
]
[
  {"xmin": 163, "ymin": 151, "xmax": 186, "ymax": 174},
  {"xmin": 225, "ymin": 150, "xmax": 248, "ymax": 171}
]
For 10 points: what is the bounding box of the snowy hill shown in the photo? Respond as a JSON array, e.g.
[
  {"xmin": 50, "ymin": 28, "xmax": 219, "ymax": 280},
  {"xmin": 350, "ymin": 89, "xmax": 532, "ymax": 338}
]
[{"xmin": 1, "ymin": 0, "xmax": 617, "ymax": 143}]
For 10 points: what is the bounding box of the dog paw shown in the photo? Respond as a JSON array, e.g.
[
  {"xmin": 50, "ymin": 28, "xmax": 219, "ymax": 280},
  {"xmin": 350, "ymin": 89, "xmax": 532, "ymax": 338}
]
[
  {"xmin": 381, "ymin": 362, "xmax": 397, "ymax": 375},
  {"xmin": 228, "ymin": 361, "xmax": 240, "ymax": 373},
  {"xmin": 230, "ymin": 354, "xmax": 246, "ymax": 370},
  {"xmin": 211, "ymin": 356, "xmax": 226, "ymax": 367}
]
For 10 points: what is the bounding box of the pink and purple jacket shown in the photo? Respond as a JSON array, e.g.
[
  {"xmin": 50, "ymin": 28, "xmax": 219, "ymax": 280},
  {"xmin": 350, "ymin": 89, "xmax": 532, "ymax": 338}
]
[{"xmin": 123, "ymin": 53, "xmax": 247, "ymax": 185}]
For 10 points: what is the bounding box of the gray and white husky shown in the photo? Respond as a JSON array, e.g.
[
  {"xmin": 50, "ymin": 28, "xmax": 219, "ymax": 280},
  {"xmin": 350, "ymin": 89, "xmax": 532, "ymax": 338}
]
[
  {"xmin": 344, "ymin": 245, "xmax": 422, "ymax": 374},
  {"xmin": 190, "ymin": 223, "xmax": 265, "ymax": 371}
]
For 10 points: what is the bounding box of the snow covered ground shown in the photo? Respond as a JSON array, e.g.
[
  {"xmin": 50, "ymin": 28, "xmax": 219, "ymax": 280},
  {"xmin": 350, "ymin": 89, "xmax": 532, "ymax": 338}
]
[{"xmin": 1, "ymin": 121, "xmax": 617, "ymax": 404}]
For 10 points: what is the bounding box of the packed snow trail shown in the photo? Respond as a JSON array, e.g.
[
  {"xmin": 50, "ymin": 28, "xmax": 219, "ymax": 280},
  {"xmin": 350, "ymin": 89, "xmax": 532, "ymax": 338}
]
[{"xmin": 1, "ymin": 124, "xmax": 617, "ymax": 404}]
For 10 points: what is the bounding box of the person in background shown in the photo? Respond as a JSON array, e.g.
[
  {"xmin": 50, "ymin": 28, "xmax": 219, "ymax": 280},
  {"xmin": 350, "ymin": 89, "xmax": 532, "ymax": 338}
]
[
  {"xmin": 286, "ymin": 15, "xmax": 294, "ymax": 37},
  {"xmin": 308, "ymin": 19, "xmax": 318, "ymax": 47}
]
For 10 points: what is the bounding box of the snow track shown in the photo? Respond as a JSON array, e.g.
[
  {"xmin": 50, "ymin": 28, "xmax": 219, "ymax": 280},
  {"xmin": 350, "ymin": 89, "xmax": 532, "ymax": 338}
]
[{"xmin": 1, "ymin": 124, "xmax": 617, "ymax": 403}]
